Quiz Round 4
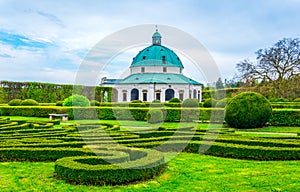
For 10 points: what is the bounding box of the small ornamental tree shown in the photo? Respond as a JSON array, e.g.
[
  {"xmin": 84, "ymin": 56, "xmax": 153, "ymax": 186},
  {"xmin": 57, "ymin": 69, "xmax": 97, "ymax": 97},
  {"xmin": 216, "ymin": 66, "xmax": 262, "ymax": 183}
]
[
  {"xmin": 225, "ymin": 92, "xmax": 272, "ymax": 128},
  {"xmin": 63, "ymin": 94, "xmax": 90, "ymax": 107}
]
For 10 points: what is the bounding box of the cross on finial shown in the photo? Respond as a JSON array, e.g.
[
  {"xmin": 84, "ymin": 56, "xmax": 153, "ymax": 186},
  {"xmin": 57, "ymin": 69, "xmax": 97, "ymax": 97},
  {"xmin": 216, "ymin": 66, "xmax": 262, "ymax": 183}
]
[{"xmin": 155, "ymin": 25, "xmax": 158, "ymax": 32}]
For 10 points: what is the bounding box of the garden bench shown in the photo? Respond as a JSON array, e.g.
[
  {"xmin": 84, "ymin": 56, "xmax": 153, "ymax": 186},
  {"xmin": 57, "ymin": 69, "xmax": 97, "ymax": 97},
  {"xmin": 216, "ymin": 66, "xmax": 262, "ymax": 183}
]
[{"xmin": 49, "ymin": 113, "xmax": 68, "ymax": 121}]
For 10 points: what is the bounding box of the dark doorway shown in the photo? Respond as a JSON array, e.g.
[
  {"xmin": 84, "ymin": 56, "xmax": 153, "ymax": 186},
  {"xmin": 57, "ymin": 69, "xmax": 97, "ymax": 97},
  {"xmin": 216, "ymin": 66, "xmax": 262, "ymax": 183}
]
[
  {"xmin": 165, "ymin": 89, "xmax": 175, "ymax": 101},
  {"xmin": 143, "ymin": 92, "xmax": 147, "ymax": 101},
  {"xmin": 156, "ymin": 92, "xmax": 161, "ymax": 101},
  {"xmin": 131, "ymin": 88, "xmax": 139, "ymax": 101}
]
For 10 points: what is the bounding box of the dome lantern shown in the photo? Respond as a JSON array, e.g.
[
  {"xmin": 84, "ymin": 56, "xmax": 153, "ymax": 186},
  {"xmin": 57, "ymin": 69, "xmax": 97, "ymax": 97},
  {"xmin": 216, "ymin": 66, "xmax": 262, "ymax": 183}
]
[{"xmin": 152, "ymin": 29, "xmax": 161, "ymax": 45}]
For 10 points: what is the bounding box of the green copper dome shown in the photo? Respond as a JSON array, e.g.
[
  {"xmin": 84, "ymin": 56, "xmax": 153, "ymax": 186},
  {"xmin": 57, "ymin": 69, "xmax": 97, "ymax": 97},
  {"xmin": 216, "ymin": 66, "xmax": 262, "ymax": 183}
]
[{"xmin": 130, "ymin": 31, "xmax": 184, "ymax": 69}]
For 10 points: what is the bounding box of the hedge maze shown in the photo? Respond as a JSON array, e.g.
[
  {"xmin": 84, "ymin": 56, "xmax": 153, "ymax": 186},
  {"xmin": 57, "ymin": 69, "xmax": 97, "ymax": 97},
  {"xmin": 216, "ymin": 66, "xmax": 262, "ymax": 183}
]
[{"xmin": 0, "ymin": 117, "xmax": 300, "ymax": 185}]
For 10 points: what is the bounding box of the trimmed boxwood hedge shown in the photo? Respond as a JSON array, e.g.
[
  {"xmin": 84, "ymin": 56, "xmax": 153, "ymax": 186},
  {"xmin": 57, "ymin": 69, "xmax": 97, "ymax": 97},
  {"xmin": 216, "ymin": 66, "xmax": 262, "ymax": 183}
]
[
  {"xmin": 126, "ymin": 140, "xmax": 300, "ymax": 161},
  {"xmin": 8, "ymin": 99, "xmax": 22, "ymax": 106},
  {"xmin": 20, "ymin": 99, "xmax": 39, "ymax": 106},
  {"xmin": 0, "ymin": 106, "xmax": 299, "ymax": 126},
  {"xmin": 54, "ymin": 148, "xmax": 165, "ymax": 185},
  {"xmin": 0, "ymin": 148, "xmax": 95, "ymax": 162}
]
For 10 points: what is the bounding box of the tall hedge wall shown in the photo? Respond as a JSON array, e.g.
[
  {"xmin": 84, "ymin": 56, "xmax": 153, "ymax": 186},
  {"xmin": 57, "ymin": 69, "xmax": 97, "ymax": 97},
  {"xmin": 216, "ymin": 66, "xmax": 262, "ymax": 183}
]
[{"xmin": 0, "ymin": 81, "xmax": 113, "ymax": 103}]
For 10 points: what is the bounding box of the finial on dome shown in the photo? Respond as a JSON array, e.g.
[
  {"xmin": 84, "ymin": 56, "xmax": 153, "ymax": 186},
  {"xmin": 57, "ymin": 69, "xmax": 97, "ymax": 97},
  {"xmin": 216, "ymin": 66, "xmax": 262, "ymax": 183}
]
[{"xmin": 152, "ymin": 25, "xmax": 161, "ymax": 45}]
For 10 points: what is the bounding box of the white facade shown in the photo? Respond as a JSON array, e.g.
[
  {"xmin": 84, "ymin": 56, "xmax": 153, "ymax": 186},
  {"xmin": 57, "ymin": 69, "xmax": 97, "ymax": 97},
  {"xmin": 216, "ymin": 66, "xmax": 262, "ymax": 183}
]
[{"xmin": 108, "ymin": 82, "xmax": 202, "ymax": 102}]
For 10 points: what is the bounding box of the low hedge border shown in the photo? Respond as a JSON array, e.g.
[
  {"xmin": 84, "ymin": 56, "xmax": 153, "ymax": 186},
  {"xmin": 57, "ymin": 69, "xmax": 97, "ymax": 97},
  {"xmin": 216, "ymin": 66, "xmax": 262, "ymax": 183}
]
[
  {"xmin": 54, "ymin": 147, "xmax": 165, "ymax": 185},
  {"xmin": 0, "ymin": 147, "xmax": 95, "ymax": 162},
  {"xmin": 126, "ymin": 140, "xmax": 300, "ymax": 161},
  {"xmin": 1, "ymin": 106, "xmax": 300, "ymax": 126}
]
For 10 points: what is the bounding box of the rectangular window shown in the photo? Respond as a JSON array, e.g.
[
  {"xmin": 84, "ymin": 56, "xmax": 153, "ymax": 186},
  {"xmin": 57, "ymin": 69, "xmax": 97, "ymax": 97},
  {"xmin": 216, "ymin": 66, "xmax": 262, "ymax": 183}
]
[
  {"xmin": 162, "ymin": 56, "xmax": 166, "ymax": 64},
  {"xmin": 156, "ymin": 93, "xmax": 161, "ymax": 100},
  {"xmin": 143, "ymin": 92, "xmax": 147, "ymax": 101},
  {"xmin": 163, "ymin": 67, "xmax": 167, "ymax": 72},
  {"xmin": 123, "ymin": 92, "xmax": 127, "ymax": 102},
  {"xmin": 141, "ymin": 67, "xmax": 145, "ymax": 73},
  {"xmin": 179, "ymin": 93, "xmax": 184, "ymax": 101}
]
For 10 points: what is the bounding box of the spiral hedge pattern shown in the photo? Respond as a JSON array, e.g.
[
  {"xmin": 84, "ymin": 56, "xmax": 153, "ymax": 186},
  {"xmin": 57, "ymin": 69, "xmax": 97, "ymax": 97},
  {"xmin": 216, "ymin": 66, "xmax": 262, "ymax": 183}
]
[{"xmin": 0, "ymin": 117, "xmax": 300, "ymax": 185}]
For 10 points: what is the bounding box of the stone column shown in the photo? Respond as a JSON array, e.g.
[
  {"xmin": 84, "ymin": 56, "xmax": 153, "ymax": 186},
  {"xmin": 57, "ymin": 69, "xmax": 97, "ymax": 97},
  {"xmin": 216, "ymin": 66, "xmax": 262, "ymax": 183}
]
[
  {"xmin": 117, "ymin": 88, "xmax": 123, "ymax": 102},
  {"xmin": 184, "ymin": 86, "xmax": 189, "ymax": 101},
  {"xmin": 148, "ymin": 84, "xmax": 155, "ymax": 102},
  {"xmin": 161, "ymin": 89, "xmax": 165, "ymax": 102},
  {"xmin": 138, "ymin": 88, "xmax": 143, "ymax": 101}
]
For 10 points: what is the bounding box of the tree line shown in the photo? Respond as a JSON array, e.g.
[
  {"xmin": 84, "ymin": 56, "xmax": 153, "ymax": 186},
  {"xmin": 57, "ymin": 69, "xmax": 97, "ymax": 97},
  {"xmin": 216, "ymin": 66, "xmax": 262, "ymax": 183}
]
[{"xmin": 213, "ymin": 38, "xmax": 300, "ymax": 100}]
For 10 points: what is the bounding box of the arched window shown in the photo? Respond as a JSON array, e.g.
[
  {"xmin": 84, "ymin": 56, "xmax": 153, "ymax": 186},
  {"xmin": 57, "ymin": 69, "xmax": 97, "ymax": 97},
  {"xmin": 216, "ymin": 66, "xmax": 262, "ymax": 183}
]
[
  {"xmin": 131, "ymin": 88, "xmax": 139, "ymax": 101},
  {"xmin": 165, "ymin": 89, "xmax": 175, "ymax": 101}
]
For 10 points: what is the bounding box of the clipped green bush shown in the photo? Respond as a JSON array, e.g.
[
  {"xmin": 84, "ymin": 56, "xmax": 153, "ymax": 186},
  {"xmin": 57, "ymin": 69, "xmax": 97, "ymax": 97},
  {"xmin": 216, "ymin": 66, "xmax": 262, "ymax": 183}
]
[
  {"xmin": 90, "ymin": 100, "xmax": 100, "ymax": 106},
  {"xmin": 169, "ymin": 98, "xmax": 181, "ymax": 103},
  {"xmin": 147, "ymin": 109, "xmax": 164, "ymax": 124},
  {"xmin": 225, "ymin": 92, "xmax": 272, "ymax": 128},
  {"xmin": 203, "ymin": 98, "xmax": 217, "ymax": 108},
  {"xmin": 152, "ymin": 99, "xmax": 161, "ymax": 103},
  {"xmin": 215, "ymin": 98, "xmax": 231, "ymax": 108},
  {"xmin": 182, "ymin": 99, "xmax": 199, "ymax": 108},
  {"xmin": 63, "ymin": 94, "xmax": 90, "ymax": 107},
  {"xmin": 294, "ymin": 98, "xmax": 300, "ymax": 102},
  {"xmin": 56, "ymin": 101, "xmax": 64, "ymax": 106},
  {"xmin": 8, "ymin": 99, "xmax": 22, "ymax": 106},
  {"xmin": 20, "ymin": 99, "xmax": 39, "ymax": 106},
  {"xmin": 149, "ymin": 100, "xmax": 163, "ymax": 108},
  {"xmin": 129, "ymin": 100, "xmax": 146, "ymax": 108},
  {"xmin": 128, "ymin": 100, "xmax": 147, "ymax": 121}
]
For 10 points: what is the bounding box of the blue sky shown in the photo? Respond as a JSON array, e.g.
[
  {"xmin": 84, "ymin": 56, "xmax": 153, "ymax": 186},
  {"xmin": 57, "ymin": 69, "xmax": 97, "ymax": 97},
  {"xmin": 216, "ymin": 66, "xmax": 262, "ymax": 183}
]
[{"xmin": 0, "ymin": 0, "xmax": 300, "ymax": 85}]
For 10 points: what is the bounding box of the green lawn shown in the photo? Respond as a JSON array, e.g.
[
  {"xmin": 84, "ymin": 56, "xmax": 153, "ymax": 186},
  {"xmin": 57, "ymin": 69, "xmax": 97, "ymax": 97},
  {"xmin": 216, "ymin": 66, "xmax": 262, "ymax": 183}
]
[{"xmin": 0, "ymin": 153, "xmax": 299, "ymax": 192}]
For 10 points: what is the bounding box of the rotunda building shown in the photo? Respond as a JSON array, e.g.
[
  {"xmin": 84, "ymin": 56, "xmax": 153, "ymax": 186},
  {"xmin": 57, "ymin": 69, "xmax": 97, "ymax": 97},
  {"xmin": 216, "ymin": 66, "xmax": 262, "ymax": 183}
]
[{"xmin": 101, "ymin": 30, "xmax": 203, "ymax": 102}]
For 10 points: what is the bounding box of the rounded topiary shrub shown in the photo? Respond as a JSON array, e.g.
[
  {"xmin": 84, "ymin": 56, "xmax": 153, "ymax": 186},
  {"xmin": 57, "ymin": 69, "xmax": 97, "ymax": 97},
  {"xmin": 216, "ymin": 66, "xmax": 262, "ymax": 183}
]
[
  {"xmin": 225, "ymin": 92, "xmax": 272, "ymax": 128},
  {"xmin": 147, "ymin": 109, "xmax": 164, "ymax": 124},
  {"xmin": 182, "ymin": 98, "xmax": 199, "ymax": 108},
  {"xmin": 203, "ymin": 98, "xmax": 217, "ymax": 108},
  {"xmin": 63, "ymin": 94, "xmax": 90, "ymax": 107},
  {"xmin": 20, "ymin": 99, "xmax": 39, "ymax": 106},
  {"xmin": 90, "ymin": 100, "xmax": 100, "ymax": 106},
  {"xmin": 215, "ymin": 98, "xmax": 231, "ymax": 108},
  {"xmin": 169, "ymin": 98, "xmax": 181, "ymax": 103},
  {"xmin": 8, "ymin": 99, "xmax": 22, "ymax": 106}
]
